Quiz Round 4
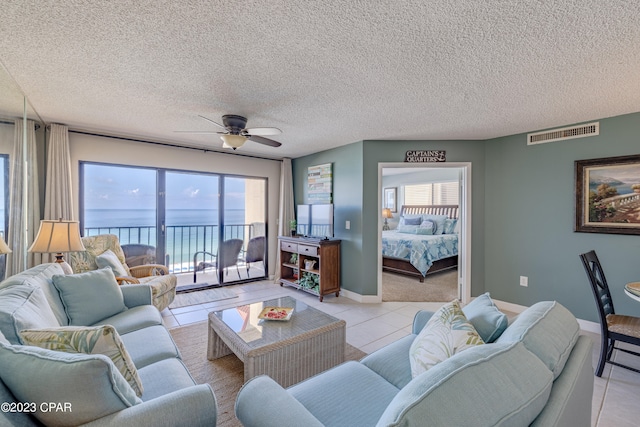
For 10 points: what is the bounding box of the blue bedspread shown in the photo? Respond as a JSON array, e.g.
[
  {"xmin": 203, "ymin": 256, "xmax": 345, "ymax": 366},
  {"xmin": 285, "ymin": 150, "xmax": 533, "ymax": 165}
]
[{"xmin": 382, "ymin": 230, "xmax": 458, "ymax": 277}]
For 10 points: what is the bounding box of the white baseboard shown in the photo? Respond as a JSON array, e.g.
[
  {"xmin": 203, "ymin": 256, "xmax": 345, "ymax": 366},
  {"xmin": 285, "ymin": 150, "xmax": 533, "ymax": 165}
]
[{"xmin": 340, "ymin": 288, "xmax": 382, "ymax": 303}]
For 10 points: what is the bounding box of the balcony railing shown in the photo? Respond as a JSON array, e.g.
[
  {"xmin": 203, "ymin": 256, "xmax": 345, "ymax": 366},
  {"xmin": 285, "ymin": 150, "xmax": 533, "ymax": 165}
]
[{"xmin": 84, "ymin": 224, "xmax": 255, "ymax": 274}]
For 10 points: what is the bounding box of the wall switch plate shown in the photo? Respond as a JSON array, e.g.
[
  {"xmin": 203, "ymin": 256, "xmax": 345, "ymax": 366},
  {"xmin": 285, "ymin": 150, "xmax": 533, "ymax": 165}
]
[
  {"xmin": 520, "ymin": 276, "xmax": 528, "ymax": 287},
  {"xmin": 345, "ymin": 220, "xmax": 350, "ymax": 230}
]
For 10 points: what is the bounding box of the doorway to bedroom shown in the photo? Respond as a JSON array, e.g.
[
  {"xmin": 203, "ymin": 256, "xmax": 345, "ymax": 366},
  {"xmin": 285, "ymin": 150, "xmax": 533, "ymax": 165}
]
[{"xmin": 378, "ymin": 163, "xmax": 470, "ymax": 303}]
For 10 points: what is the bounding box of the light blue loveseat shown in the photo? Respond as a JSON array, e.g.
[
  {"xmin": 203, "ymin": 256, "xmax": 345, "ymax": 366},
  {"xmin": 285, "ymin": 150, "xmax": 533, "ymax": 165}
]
[
  {"xmin": 236, "ymin": 298, "xmax": 594, "ymax": 427},
  {"xmin": 0, "ymin": 263, "xmax": 217, "ymax": 426}
]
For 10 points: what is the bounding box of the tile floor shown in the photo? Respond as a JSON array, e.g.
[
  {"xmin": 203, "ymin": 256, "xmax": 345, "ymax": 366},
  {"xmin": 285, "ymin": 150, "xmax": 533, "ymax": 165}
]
[{"xmin": 162, "ymin": 278, "xmax": 640, "ymax": 427}]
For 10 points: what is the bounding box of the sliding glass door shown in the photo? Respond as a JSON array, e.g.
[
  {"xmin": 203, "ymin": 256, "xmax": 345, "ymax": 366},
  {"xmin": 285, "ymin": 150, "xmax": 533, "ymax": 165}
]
[{"xmin": 81, "ymin": 162, "xmax": 268, "ymax": 286}]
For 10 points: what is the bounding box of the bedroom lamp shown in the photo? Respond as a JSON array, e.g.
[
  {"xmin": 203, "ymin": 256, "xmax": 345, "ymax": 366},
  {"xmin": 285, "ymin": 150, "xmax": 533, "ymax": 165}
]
[
  {"xmin": 382, "ymin": 208, "xmax": 393, "ymax": 231},
  {"xmin": 220, "ymin": 134, "xmax": 247, "ymax": 150},
  {"xmin": 28, "ymin": 219, "xmax": 86, "ymax": 274}
]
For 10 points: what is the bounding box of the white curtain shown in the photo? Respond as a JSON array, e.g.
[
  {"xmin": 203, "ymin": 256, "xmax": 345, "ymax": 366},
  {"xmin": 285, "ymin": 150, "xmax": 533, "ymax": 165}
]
[
  {"xmin": 41, "ymin": 124, "xmax": 74, "ymax": 263},
  {"xmin": 274, "ymin": 158, "xmax": 295, "ymax": 282},
  {"xmin": 6, "ymin": 119, "xmax": 41, "ymax": 276},
  {"xmin": 44, "ymin": 124, "xmax": 74, "ymax": 221}
]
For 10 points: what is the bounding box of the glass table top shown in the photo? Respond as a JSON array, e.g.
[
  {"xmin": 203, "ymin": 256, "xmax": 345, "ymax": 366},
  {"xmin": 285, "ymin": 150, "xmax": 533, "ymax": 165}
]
[{"xmin": 211, "ymin": 296, "xmax": 341, "ymax": 349}]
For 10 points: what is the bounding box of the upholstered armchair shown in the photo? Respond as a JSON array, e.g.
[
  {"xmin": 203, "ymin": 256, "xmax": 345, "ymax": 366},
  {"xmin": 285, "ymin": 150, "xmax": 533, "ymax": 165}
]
[{"xmin": 69, "ymin": 234, "xmax": 176, "ymax": 311}]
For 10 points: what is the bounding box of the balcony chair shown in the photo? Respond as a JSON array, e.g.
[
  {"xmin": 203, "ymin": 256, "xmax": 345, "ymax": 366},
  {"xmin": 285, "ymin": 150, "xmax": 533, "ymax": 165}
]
[
  {"xmin": 241, "ymin": 236, "xmax": 265, "ymax": 277},
  {"xmin": 70, "ymin": 234, "xmax": 177, "ymax": 312},
  {"xmin": 121, "ymin": 243, "xmax": 158, "ymax": 267},
  {"xmin": 193, "ymin": 239, "xmax": 243, "ymax": 283},
  {"xmin": 580, "ymin": 250, "xmax": 640, "ymax": 376}
]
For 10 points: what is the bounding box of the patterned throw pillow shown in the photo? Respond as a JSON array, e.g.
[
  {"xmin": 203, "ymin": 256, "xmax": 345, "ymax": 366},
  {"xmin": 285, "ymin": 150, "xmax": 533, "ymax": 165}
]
[
  {"xmin": 409, "ymin": 300, "xmax": 484, "ymax": 378},
  {"xmin": 443, "ymin": 218, "xmax": 458, "ymax": 234},
  {"xmin": 416, "ymin": 219, "xmax": 435, "ymax": 235},
  {"xmin": 20, "ymin": 325, "xmax": 143, "ymax": 397}
]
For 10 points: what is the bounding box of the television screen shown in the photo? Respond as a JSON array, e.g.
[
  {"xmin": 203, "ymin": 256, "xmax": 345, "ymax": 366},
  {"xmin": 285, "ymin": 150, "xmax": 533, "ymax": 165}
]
[
  {"xmin": 296, "ymin": 204, "xmax": 311, "ymax": 236},
  {"xmin": 296, "ymin": 204, "xmax": 333, "ymax": 238}
]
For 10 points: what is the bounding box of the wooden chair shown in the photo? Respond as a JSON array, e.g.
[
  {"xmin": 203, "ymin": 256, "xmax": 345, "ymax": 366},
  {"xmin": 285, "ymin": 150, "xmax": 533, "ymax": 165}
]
[
  {"xmin": 193, "ymin": 239, "xmax": 243, "ymax": 283},
  {"xmin": 580, "ymin": 250, "xmax": 640, "ymax": 376}
]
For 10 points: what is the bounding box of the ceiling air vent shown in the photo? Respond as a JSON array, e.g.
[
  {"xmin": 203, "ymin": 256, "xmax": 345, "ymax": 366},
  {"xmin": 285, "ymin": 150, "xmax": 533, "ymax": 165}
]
[{"xmin": 527, "ymin": 122, "xmax": 599, "ymax": 145}]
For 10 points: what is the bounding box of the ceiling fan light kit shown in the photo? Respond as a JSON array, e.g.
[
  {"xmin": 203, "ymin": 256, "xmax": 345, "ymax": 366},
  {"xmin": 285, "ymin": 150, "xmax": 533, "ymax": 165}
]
[
  {"xmin": 178, "ymin": 114, "xmax": 283, "ymax": 150},
  {"xmin": 220, "ymin": 134, "xmax": 247, "ymax": 149}
]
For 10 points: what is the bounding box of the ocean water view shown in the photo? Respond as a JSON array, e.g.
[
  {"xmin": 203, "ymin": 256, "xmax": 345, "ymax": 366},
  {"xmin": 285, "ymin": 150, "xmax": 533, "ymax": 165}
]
[
  {"xmin": 84, "ymin": 208, "xmax": 250, "ymax": 272},
  {"xmin": 84, "ymin": 208, "xmax": 245, "ymax": 228}
]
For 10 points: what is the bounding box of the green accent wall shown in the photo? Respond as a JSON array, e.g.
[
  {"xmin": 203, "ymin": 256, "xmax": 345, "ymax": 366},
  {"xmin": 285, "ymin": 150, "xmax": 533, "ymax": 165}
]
[
  {"xmin": 484, "ymin": 112, "xmax": 640, "ymax": 322},
  {"xmin": 292, "ymin": 142, "xmax": 365, "ymax": 294},
  {"xmin": 293, "ymin": 111, "xmax": 640, "ymax": 322}
]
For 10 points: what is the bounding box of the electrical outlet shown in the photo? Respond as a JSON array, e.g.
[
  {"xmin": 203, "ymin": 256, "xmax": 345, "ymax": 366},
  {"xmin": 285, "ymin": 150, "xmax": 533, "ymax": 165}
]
[
  {"xmin": 520, "ymin": 276, "xmax": 528, "ymax": 287},
  {"xmin": 345, "ymin": 220, "xmax": 350, "ymax": 230}
]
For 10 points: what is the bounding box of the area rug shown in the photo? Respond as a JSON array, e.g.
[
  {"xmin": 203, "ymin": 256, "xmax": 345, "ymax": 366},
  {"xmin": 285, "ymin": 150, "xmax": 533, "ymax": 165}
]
[
  {"xmin": 170, "ymin": 321, "xmax": 367, "ymax": 427},
  {"xmin": 169, "ymin": 287, "xmax": 238, "ymax": 309},
  {"xmin": 382, "ymin": 268, "xmax": 458, "ymax": 302}
]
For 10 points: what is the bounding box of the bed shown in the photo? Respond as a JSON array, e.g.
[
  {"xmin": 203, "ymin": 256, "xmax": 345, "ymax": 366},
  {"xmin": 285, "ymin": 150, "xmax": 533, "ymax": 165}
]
[{"xmin": 382, "ymin": 205, "xmax": 459, "ymax": 282}]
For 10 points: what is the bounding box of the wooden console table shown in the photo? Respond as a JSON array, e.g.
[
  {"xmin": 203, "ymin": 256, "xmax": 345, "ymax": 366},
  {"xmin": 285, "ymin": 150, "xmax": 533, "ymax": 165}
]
[{"xmin": 278, "ymin": 236, "xmax": 341, "ymax": 302}]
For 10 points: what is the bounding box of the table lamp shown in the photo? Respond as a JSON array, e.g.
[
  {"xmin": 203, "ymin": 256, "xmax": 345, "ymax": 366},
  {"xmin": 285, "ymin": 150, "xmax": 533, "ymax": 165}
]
[
  {"xmin": 382, "ymin": 208, "xmax": 393, "ymax": 231},
  {"xmin": 28, "ymin": 219, "xmax": 86, "ymax": 274}
]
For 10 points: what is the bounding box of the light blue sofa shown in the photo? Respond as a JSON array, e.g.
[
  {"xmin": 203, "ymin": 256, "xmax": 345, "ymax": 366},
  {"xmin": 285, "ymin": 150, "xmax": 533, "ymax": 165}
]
[
  {"xmin": 236, "ymin": 299, "xmax": 594, "ymax": 427},
  {"xmin": 0, "ymin": 263, "xmax": 217, "ymax": 426}
]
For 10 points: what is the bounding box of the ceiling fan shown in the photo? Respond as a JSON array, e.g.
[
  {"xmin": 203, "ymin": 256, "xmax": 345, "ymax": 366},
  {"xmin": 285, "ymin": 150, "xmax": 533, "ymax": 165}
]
[{"xmin": 176, "ymin": 114, "xmax": 282, "ymax": 150}]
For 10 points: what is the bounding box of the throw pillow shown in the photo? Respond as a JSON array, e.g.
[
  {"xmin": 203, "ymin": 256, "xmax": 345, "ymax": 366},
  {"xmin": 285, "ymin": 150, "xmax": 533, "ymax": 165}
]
[
  {"xmin": 416, "ymin": 219, "xmax": 435, "ymax": 235},
  {"xmin": 402, "ymin": 216, "xmax": 422, "ymax": 226},
  {"xmin": 399, "ymin": 215, "xmax": 422, "ymax": 226},
  {"xmin": 20, "ymin": 325, "xmax": 143, "ymax": 397},
  {"xmin": 409, "ymin": 300, "xmax": 484, "ymax": 378},
  {"xmin": 52, "ymin": 268, "xmax": 127, "ymax": 326},
  {"xmin": 397, "ymin": 224, "xmax": 419, "ymax": 234},
  {"xmin": 443, "ymin": 218, "xmax": 458, "ymax": 234},
  {"xmin": 0, "ymin": 342, "xmax": 140, "ymax": 426},
  {"xmin": 462, "ymin": 292, "xmax": 509, "ymax": 342},
  {"xmin": 422, "ymin": 214, "xmax": 448, "ymax": 235},
  {"xmin": 96, "ymin": 249, "xmax": 129, "ymax": 277},
  {"xmin": 0, "ymin": 284, "xmax": 60, "ymax": 345}
]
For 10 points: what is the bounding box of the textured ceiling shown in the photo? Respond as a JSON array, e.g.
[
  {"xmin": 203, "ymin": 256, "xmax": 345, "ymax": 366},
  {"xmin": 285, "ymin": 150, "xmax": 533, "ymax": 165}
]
[{"xmin": 1, "ymin": 1, "xmax": 639, "ymax": 159}]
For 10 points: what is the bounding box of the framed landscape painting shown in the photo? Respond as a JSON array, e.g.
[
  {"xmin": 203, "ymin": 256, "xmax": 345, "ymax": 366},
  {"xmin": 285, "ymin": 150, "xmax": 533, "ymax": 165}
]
[{"xmin": 575, "ymin": 154, "xmax": 640, "ymax": 235}]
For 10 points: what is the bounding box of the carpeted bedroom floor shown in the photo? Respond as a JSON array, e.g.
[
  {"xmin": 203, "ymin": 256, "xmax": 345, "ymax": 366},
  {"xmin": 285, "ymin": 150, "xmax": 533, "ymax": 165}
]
[{"xmin": 382, "ymin": 268, "xmax": 458, "ymax": 302}]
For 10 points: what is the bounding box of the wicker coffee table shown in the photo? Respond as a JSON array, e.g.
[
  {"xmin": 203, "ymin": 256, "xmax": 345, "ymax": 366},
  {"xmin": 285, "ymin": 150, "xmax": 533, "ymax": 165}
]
[{"xmin": 207, "ymin": 296, "xmax": 346, "ymax": 387}]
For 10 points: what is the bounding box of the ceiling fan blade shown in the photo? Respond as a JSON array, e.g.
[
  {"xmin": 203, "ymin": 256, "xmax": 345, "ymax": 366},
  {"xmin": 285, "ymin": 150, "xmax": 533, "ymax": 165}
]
[
  {"xmin": 245, "ymin": 126, "xmax": 281, "ymax": 136},
  {"xmin": 198, "ymin": 115, "xmax": 227, "ymax": 129},
  {"xmin": 174, "ymin": 130, "xmax": 226, "ymax": 134},
  {"xmin": 248, "ymin": 135, "xmax": 282, "ymax": 147}
]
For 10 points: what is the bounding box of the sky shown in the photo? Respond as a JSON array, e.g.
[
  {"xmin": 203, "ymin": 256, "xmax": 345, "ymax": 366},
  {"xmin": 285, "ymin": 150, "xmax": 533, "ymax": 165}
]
[{"xmin": 83, "ymin": 164, "xmax": 246, "ymax": 210}]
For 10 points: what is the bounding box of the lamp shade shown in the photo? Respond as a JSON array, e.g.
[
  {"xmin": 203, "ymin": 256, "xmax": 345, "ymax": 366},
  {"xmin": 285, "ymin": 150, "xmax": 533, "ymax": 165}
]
[
  {"xmin": 28, "ymin": 220, "xmax": 85, "ymax": 254},
  {"xmin": 0, "ymin": 235, "xmax": 11, "ymax": 254},
  {"xmin": 382, "ymin": 208, "xmax": 393, "ymax": 219},
  {"xmin": 220, "ymin": 134, "xmax": 247, "ymax": 149}
]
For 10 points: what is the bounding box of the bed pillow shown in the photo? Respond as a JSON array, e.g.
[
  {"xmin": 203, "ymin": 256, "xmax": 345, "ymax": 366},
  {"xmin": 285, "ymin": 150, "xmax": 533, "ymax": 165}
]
[
  {"xmin": 416, "ymin": 219, "xmax": 435, "ymax": 235},
  {"xmin": 20, "ymin": 325, "xmax": 143, "ymax": 397},
  {"xmin": 443, "ymin": 218, "xmax": 458, "ymax": 234},
  {"xmin": 96, "ymin": 249, "xmax": 129, "ymax": 277},
  {"xmin": 401, "ymin": 216, "xmax": 422, "ymax": 226},
  {"xmin": 462, "ymin": 292, "xmax": 509, "ymax": 342},
  {"xmin": 397, "ymin": 224, "xmax": 419, "ymax": 234},
  {"xmin": 0, "ymin": 342, "xmax": 140, "ymax": 426},
  {"xmin": 409, "ymin": 300, "xmax": 484, "ymax": 378},
  {"xmin": 422, "ymin": 214, "xmax": 448, "ymax": 235},
  {"xmin": 52, "ymin": 268, "xmax": 127, "ymax": 326}
]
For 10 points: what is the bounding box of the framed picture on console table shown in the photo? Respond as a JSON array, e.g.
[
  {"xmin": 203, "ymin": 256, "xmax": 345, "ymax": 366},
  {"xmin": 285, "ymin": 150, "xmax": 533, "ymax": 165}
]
[{"xmin": 575, "ymin": 154, "xmax": 640, "ymax": 235}]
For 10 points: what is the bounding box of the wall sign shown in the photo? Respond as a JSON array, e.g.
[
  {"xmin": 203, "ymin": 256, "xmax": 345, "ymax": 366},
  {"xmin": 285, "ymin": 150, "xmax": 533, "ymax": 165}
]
[
  {"xmin": 404, "ymin": 150, "xmax": 446, "ymax": 163},
  {"xmin": 308, "ymin": 163, "xmax": 332, "ymax": 203}
]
